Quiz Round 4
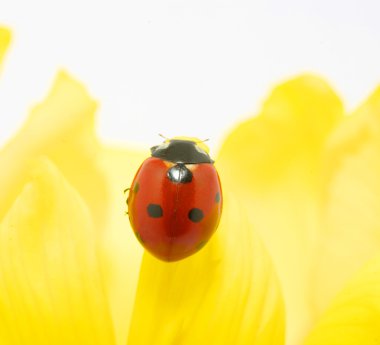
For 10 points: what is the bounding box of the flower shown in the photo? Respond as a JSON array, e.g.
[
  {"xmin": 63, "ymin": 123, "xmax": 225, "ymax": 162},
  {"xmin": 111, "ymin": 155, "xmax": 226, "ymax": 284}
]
[
  {"xmin": 218, "ymin": 75, "xmax": 380, "ymax": 344},
  {"xmin": 0, "ymin": 27, "xmax": 283, "ymax": 345},
  {"xmin": 1, "ymin": 26, "xmax": 380, "ymax": 345}
]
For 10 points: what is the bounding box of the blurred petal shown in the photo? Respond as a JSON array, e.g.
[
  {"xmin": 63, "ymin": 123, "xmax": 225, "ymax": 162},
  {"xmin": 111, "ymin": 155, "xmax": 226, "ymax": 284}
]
[
  {"xmin": 217, "ymin": 75, "xmax": 343, "ymax": 343},
  {"xmin": 312, "ymin": 86, "xmax": 380, "ymax": 315},
  {"xmin": 98, "ymin": 146, "xmax": 147, "ymax": 345},
  {"xmin": 32, "ymin": 72, "xmax": 108, "ymax": 233},
  {"xmin": 0, "ymin": 71, "xmax": 139, "ymax": 342},
  {"xmin": 0, "ymin": 27, "xmax": 11, "ymax": 68},
  {"xmin": 218, "ymin": 74, "xmax": 343, "ymax": 188},
  {"xmin": 127, "ymin": 193, "xmax": 285, "ymax": 345},
  {"xmin": 0, "ymin": 71, "xmax": 108, "ymax": 232},
  {"xmin": 0, "ymin": 158, "xmax": 115, "ymax": 344},
  {"xmin": 305, "ymin": 254, "xmax": 380, "ymax": 344}
]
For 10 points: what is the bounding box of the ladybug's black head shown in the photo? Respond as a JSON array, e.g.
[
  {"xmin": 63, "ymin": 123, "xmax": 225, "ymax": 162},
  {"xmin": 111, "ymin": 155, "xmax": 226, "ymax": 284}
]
[{"xmin": 150, "ymin": 138, "xmax": 213, "ymax": 164}]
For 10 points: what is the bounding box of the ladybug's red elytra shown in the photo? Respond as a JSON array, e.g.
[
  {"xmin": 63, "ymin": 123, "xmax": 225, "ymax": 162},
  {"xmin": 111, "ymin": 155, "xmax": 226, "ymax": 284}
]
[{"xmin": 126, "ymin": 136, "xmax": 222, "ymax": 262}]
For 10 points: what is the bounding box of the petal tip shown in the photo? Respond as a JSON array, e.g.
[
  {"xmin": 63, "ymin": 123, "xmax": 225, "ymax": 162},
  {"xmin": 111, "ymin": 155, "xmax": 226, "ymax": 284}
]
[{"xmin": 0, "ymin": 26, "xmax": 11, "ymax": 65}]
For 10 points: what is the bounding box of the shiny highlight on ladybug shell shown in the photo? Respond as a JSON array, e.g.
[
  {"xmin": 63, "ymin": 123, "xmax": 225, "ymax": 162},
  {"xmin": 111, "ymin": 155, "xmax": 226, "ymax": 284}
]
[{"xmin": 126, "ymin": 137, "xmax": 222, "ymax": 262}]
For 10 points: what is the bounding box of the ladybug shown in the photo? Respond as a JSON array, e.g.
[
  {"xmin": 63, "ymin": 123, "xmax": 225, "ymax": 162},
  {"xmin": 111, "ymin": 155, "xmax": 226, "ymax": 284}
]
[{"xmin": 126, "ymin": 136, "xmax": 222, "ymax": 262}]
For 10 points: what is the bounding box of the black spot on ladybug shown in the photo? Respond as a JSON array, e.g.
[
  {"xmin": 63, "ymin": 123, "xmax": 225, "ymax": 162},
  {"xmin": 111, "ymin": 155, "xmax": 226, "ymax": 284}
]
[
  {"xmin": 196, "ymin": 240, "xmax": 207, "ymax": 250},
  {"xmin": 135, "ymin": 231, "xmax": 145, "ymax": 243},
  {"xmin": 215, "ymin": 192, "xmax": 221, "ymax": 203},
  {"xmin": 167, "ymin": 164, "xmax": 193, "ymax": 183},
  {"xmin": 147, "ymin": 204, "xmax": 163, "ymax": 218},
  {"xmin": 188, "ymin": 208, "xmax": 204, "ymax": 223},
  {"xmin": 133, "ymin": 182, "xmax": 140, "ymax": 193}
]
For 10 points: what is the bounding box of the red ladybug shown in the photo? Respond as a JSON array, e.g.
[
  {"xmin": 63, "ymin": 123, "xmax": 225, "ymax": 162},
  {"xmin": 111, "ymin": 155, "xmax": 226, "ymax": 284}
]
[{"xmin": 126, "ymin": 137, "xmax": 222, "ymax": 262}]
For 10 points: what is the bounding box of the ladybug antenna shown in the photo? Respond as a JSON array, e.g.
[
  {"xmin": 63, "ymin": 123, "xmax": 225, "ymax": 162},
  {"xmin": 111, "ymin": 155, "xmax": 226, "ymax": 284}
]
[
  {"xmin": 158, "ymin": 133, "xmax": 169, "ymax": 141},
  {"xmin": 197, "ymin": 138, "xmax": 209, "ymax": 143}
]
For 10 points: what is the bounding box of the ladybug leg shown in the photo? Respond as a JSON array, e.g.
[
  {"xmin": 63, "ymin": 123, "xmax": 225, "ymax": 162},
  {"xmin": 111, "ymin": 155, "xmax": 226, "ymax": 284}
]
[
  {"xmin": 123, "ymin": 188, "xmax": 130, "ymax": 215},
  {"xmin": 123, "ymin": 188, "xmax": 131, "ymax": 203}
]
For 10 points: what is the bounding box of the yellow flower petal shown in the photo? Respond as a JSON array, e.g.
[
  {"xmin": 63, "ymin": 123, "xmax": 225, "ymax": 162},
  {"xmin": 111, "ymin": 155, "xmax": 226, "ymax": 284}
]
[
  {"xmin": 312, "ymin": 85, "xmax": 380, "ymax": 316},
  {"xmin": 0, "ymin": 158, "xmax": 115, "ymax": 344},
  {"xmin": 0, "ymin": 27, "xmax": 11, "ymax": 67},
  {"xmin": 217, "ymin": 75, "xmax": 344, "ymax": 344},
  {"xmin": 0, "ymin": 71, "xmax": 106, "ymax": 231},
  {"xmin": 0, "ymin": 70, "xmax": 139, "ymax": 342},
  {"xmin": 29, "ymin": 71, "xmax": 108, "ymax": 233},
  {"xmin": 98, "ymin": 146, "xmax": 147, "ymax": 345},
  {"xmin": 127, "ymin": 193, "xmax": 285, "ymax": 345},
  {"xmin": 218, "ymin": 74, "xmax": 343, "ymax": 188},
  {"xmin": 305, "ymin": 253, "xmax": 380, "ymax": 344}
]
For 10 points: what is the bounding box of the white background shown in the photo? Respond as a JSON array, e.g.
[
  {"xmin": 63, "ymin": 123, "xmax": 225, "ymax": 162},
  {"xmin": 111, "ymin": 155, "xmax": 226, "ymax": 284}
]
[{"xmin": 1, "ymin": 0, "xmax": 380, "ymax": 152}]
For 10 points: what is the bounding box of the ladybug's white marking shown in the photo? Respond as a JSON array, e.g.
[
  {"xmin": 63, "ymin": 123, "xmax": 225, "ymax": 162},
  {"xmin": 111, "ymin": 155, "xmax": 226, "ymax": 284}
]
[
  {"xmin": 194, "ymin": 144, "xmax": 206, "ymax": 155},
  {"xmin": 170, "ymin": 168, "xmax": 181, "ymax": 181},
  {"xmin": 167, "ymin": 164, "xmax": 193, "ymax": 183},
  {"xmin": 156, "ymin": 142, "xmax": 170, "ymax": 151}
]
